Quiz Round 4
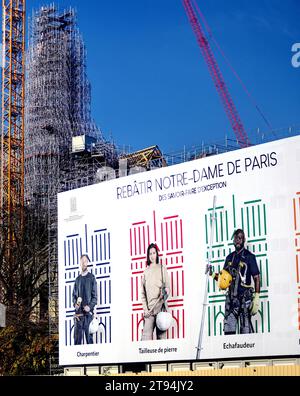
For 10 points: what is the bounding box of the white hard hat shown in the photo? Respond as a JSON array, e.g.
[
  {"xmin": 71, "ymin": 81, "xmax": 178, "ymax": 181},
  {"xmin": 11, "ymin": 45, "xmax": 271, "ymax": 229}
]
[
  {"xmin": 89, "ymin": 317, "xmax": 99, "ymax": 334},
  {"xmin": 156, "ymin": 311, "xmax": 173, "ymax": 331}
]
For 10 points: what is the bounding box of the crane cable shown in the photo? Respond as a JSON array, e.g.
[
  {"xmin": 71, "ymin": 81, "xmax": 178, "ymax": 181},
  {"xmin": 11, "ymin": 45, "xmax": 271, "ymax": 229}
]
[{"xmin": 191, "ymin": 0, "xmax": 277, "ymax": 138}]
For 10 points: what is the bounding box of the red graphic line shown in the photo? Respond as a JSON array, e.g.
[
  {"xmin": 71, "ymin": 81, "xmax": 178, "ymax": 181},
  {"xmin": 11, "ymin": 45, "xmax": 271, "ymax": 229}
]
[
  {"xmin": 293, "ymin": 198, "xmax": 297, "ymax": 231},
  {"xmin": 147, "ymin": 225, "xmax": 150, "ymax": 248},
  {"xmin": 130, "ymin": 229, "xmax": 132, "ymax": 256},
  {"xmin": 297, "ymin": 249, "xmax": 300, "ymax": 252},
  {"xmin": 168, "ymin": 304, "xmax": 184, "ymax": 308},
  {"xmin": 296, "ymin": 233, "xmax": 300, "ymax": 236},
  {"xmin": 132, "ymin": 271, "xmax": 143, "ymax": 275},
  {"xmin": 134, "ymin": 228, "xmax": 137, "ymax": 255},
  {"xmin": 296, "ymin": 239, "xmax": 298, "ymax": 247},
  {"xmin": 171, "ymin": 221, "xmax": 174, "ymax": 250},
  {"xmin": 132, "ymin": 221, "xmax": 146, "ymax": 226},
  {"xmin": 182, "ymin": 271, "xmax": 185, "ymax": 296},
  {"xmin": 136, "ymin": 276, "xmax": 138, "ymax": 300},
  {"xmin": 131, "ymin": 315, "xmax": 134, "ymax": 342},
  {"xmin": 132, "ymin": 308, "xmax": 143, "ymax": 312},
  {"xmin": 297, "ymin": 192, "xmax": 300, "ymax": 195},
  {"xmin": 131, "ymin": 278, "xmax": 133, "ymax": 301},
  {"xmin": 132, "ymin": 303, "xmax": 142, "ymax": 307},
  {"xmin": 175, "ymin": 220, "xmax": 178, "ymax": 249},
  {"xmin": 166, "ymin": 222, "xmax": 169, "ymax": 250},
  {"xmin": 131, "ymin": 256, "xmax": 146, "ymax": 261},
  {"xmin": 143, "ymin": 226, "xmax": 146, "ymax": 254},
  {"xmin": 183, "ymin": 309, "xmax": 185, "ymax": 338},
  {"xmin": 138, "ymin": 226, "xmax": 141, "ymax": 255},
  {"xmin": 161, "ymin": 223, "xmax": 164, "ymax": 251},
  {"xmin": 176, "ymin": 271, "xmax": 179, "ymax": 296},
  {"xmin": 166, "ymin": 265, "xmax": 183, "ymax": 271},
  {"xmin": 163, "ymin": 215, "xmax": 179, "ymax": 220},
  {"xmin": 168, "ymin": 299, "xmax": 184, "ymax": 303},
  {"xmin": 180, "ymin": 219, "xmax": 183, "ymax": 248},
  {"xmin": 153, "ymin": 211, "xmax": 157, "ymax": 242},
  {"xmin": 166, "ymin": 251, "xmax": 183, "ymax": 256}
]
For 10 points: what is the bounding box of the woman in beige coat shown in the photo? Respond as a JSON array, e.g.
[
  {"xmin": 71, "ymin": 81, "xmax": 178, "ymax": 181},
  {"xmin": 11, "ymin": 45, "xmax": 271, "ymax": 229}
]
[{"xmin": 140, "ymin": 243, "xmax": 170, "ymax": 340}]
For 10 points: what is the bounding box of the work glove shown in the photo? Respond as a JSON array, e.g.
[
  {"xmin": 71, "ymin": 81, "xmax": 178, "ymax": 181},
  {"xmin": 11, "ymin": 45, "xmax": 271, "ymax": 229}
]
[
  {"xmin": 84, "ymin": 305, "xmax": 90, "ymax": 313},
  {"xmin": 250, "ymin": 293, "xmax": 260, "ymax": 315},
  {"xmin": 206, "ymin": 264, "xmax": 216, "ymax": 279}
]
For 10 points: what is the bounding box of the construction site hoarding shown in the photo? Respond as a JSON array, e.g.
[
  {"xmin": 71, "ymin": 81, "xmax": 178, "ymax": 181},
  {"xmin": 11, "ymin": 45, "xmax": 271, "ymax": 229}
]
[{"xmin": 58, "ymin": 135, "xmax": 300, "ymax": 366}]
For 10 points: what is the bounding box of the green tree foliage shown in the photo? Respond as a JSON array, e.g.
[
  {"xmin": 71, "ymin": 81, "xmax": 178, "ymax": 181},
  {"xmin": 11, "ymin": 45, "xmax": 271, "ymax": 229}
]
[{"xmin": 0, "ymin": 321, "xmax": 55, "ymax": 375}]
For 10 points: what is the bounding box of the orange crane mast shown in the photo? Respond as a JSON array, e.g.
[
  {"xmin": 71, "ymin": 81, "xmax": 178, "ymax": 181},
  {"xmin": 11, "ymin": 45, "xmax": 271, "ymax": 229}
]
[{"xmin": 0, "ymin": 0, "xmax": 25, "ymax": 260}]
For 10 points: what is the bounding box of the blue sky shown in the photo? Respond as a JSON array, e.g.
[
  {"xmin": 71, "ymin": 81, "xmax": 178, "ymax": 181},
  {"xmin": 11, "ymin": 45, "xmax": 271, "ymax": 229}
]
[{"xmin": 22, "ymin": 1, "xmax": 300, "ymax": 152}]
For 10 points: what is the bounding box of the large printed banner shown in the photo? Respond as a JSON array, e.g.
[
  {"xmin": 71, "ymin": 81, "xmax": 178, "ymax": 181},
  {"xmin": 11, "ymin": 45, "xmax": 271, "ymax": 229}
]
[{"xmin": 58, "ymin": 135, "xmax": 300, "ymax": 366}]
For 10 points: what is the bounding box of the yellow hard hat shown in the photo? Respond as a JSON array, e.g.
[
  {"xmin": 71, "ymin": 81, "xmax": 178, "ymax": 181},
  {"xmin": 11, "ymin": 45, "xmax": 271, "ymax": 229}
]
[{"xmin": 218, "ymin": 269, "xmax": 233, "ymax": 290}]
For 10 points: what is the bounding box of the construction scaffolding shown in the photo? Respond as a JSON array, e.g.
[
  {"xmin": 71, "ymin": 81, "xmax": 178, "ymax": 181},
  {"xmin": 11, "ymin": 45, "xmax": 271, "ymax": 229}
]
[
  {"xmin": 24, "ymin": 4, "xmax": 116, "ymax": 374},
  {"xmin": 22, "ymin": 3, "xmax": 300, "ymax": 376}
]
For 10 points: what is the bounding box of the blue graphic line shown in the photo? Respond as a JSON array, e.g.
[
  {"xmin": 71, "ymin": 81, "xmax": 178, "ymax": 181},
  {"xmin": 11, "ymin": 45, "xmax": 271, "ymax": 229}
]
[
  {"xmin": 108, "ymin": 232, "xmax": 111, "ymax": 260},
  {"xmin": 96, "ymin": 261, "xmax": 111, "ymax": 266},
  {"xmin": 68, "ymin": 240, "xmax": 70, "ymax": 266},
  {"xmin": 85, "ymin": 224, "xmax": 88, "ymax": 253},
  {"xmin": 94, "ymin": 228, "xmax": 107, "ymax": 233},
  {"xmin": 65, "ymin": 265, "xmax": 78, "ymax": 271},
  {"xmin": 66, "ymin": 233, "xmax": 79, "ymax": 238},
  {"xmin": 64, "ymin": 240, "xmax": 66, "ymax": 267},
  {"xmin": 100, "ymin": 234, "xmax": 102, "ymax": 261},
  {"xmin": 95, "ymin": 234, "xmax": 98, "ymax": 262},
  {"xmin": 96, "ymin": 275, "xmax": 110, "ymax": 280}
]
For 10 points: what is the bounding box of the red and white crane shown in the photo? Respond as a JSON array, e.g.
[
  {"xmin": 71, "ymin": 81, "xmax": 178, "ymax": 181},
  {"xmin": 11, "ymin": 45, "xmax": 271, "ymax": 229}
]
[{"xmin": 182, "ymin": 0, "xmax": 251, "ymax": 148}]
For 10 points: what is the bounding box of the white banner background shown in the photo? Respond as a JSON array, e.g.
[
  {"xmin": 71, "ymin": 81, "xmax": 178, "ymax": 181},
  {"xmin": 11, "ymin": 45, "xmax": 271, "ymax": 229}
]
[{"xmin": 58, "ymin": 135, "xmax": 300, "ymax": 366}]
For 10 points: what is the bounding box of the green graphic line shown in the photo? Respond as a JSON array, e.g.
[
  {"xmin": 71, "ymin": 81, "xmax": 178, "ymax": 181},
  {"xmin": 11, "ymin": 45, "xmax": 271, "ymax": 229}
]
[
  {"xmin": 208, "ymin": 206, "xmax": 224, "ymax": 211},
  {"xmin": 241, "ymin": 207, "xmax": 244, "ymax": 230},
  {"xmin": 263, "ymin": 204, "xmax": 267, "ymax": 234},
  {"xmin": 259, "ymin": 260, "xmax": 263, "ymax": 287},
  {"xmin": 267, "ymin": 302, "xmax": 270, "ymax": 332},
  {"xmin": 256, "ymin": 254, "xmax": 267, "ymax": 258},
  {"xmin": 246, "ymin": 206, "xmax": 250, "ymax": 237},
  {"xmin": 209, "ymin": 294, "xmax": 226, "ymax": 298},
  {"xmin": 225, "ymin": 210, "xmax": 229, "ymax": 240},
  {"xmin": 208, "ymin": 306, "xmax": 211, "ymax": 336},
  {"xmin": 232, "ymin": 195, "xmax": 236, "ymax": 228},
  {"xmin": 208, "ymin": 299, "xmax": 225, "ymax": 304},
  {"xmin": 205, "ymin": 214, "xmax": 208, "ymax": 245},
  {"xmin": 248, "ymin": 238, "xmax": 266, "ymax": 243},
  {"xmin": 266, "ymin": 259, "xmax": 269, "ymax": 286},
  {"xmin": 215, "ymin": 212, "xmax": 218, "ymax": 243},
  {"xmin": 258, "ymin": 205, "xmax": 261, "ymax": 235},
  {"xmin": 260, "ymin": 295, "xmax": 269, "ymax": 299},
  {"xmin": 244, "ymin": 199, "xmax": 262, "ymax": 205},
  {"xmin": 260, "ymin": 303, "xmax": 264, "ymax": 332},
  {"xmin": 211, "ymin": 259, "xmax": 225, "ymax": 263},
  {"xmin": 252, "ymin": 206, "xmax": 256, "ymax": 237},
  {"xmin": 212, "ymin": 244, "xmax": 225, "ymax": 248},
  {"xmin": 220, "ymin": 211, "xmax": 224, "ymax": 241}
]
